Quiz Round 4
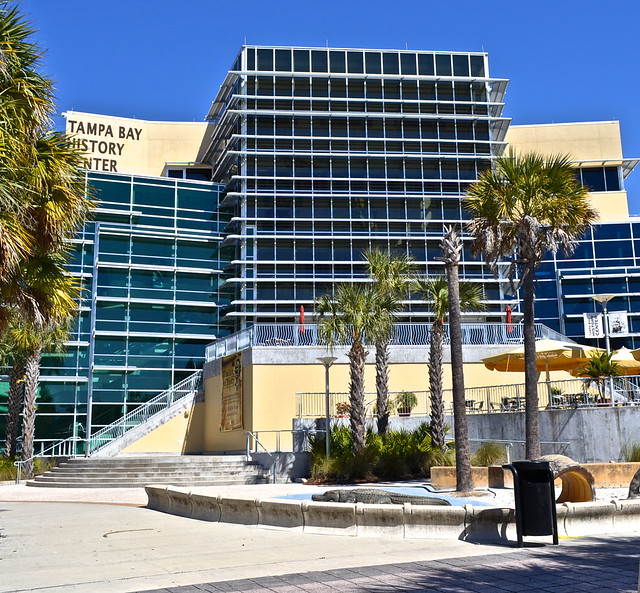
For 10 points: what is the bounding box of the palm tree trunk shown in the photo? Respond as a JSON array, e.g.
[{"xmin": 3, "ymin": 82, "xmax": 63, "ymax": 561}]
[
  {"xmin": 429, "ymin": 320, "xmax": 446, "ymax": 451},
  {"xmin": 5, "ymin": 360, "xmax": 26, "ymax": 458},
  {"xmin": 442, "ymin": 228, "xmax": 474, "ymax": 492},
  {"xmin": 347, "ymin": 340, "xmax": 367, "ymax": 455},
  {"xmin": 523, "ymin": 268, "xmax": 541, "ymax": 459},
  {"xmin": 375, "ymin": 339, "xmax": 390, "ymax": 435},
  {"xmin": 20, "ymin": 345, "xmax": 42, "ymax": 479}
]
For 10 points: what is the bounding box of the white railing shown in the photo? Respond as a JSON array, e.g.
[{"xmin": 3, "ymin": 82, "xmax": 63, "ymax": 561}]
[
  {"xmin": 206, "ymin": 322, "xmax": 568, "ymax": 361},
  {"xmin": 1, "ymin": 437, "xmax": 81, "ymax": 459},
  {"xmin": 13, "ymin": 436, "xmax": 81, "ymax": 483},
  {"xmin": 295, "ymin": 376, "xmax": 640, "ymax": 418},
  {"xmin": 87, "ymin": 370, "xmax": 203, "ymax": 455}
]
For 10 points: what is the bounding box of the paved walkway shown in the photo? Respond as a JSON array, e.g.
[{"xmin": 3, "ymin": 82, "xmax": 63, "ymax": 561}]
[
  {"xmin": 0, "ymin": 483, "xmax": 638, "ymax": 593},
  {"xmin": 135, "ymin": 535, "xmax": 640, "ymax": 593}
]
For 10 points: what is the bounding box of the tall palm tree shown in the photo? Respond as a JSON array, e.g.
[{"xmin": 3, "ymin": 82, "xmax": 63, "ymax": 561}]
[
  {"xmin": 10, "ymin": 317, "xmax": 71, "ymax": 477},
  {"xmin": 465, "ymin": 151, "xmax": 597, "ymax": 459},
  {"xmin": 0, "ymin": 2, "xmax": 54, "ymax": 287},
  {"xmin": 316, "ymin": 283, "xmax": 393, "ymax": 455},
  {"xmin": 440, "ymin": 227, "xmax": 474, "ymax": 492},
  {"xmin": 364, "ymin": 249, "xmax": 414, "ymax": 434},
  {"xmin": 414, "ymin": 275, "xmax": 484, "ymax": 452}
]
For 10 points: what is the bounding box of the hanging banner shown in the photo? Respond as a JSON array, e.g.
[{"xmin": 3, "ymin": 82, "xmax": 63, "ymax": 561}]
[
  {"xmin": 608, "ymin": 311, "xmax": 629, "ymax": 337},
  {"xmin": 583, "ymin": 312, "xmax": 603, "ymax": 339},
  {"xmin": 220, "ymin": 353, "xmax": 243, "ymax": 432}
]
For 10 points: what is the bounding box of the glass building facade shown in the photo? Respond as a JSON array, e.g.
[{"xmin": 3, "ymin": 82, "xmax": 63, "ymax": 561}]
[
  {"xmin": 1, "ymin": 171, "xmax": 230, "ymax": 442},
  {"xmin": 537, "ymin": 220, "xmax": 640, "ymax": 350},
  {"xmin": 203, "ymin": 46, "xmax": 511, "ymax": 330}
]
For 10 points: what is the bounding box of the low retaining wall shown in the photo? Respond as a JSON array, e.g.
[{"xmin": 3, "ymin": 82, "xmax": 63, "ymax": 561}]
[
  {"xmin": 431, "ymin": 462, "xmax": 640, "ymax": 491},
  {"xmin": 145, "ymin": 485, "xmax": 640, "ymax": 542}
]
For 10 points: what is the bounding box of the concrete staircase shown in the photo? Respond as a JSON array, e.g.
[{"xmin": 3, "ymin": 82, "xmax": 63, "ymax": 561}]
[{"xmin": 27, "ymin": 455, "xmax": 272, "ymax": 488}]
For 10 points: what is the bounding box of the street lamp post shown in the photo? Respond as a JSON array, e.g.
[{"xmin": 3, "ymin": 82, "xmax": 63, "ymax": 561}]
[
  {"xmin": 316, "ymin": 356, "xmax": 338, "ymax": 459},
  {"xmin": 592, "ymin": 294, "xmax": 615, "ymax": 354},
  {"xmin": 593, "ymin": 294, "xmax": 616, "ymax": 402}
]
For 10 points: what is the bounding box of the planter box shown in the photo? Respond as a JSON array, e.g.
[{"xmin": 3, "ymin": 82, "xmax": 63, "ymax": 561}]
[{"xmin": 431, "ymin": 462, "xmax": 640, "ymax": 490}]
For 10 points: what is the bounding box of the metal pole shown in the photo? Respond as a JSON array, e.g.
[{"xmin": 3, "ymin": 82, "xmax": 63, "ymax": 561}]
[
  {"xmin": 603, "ymin": 301, "xmax": 610, "ymax": 355},
  {"xmin": 324, "ymin": 363, "xmax": 330, "ymax": 459},
  {"xmin": 316, "ymin": 356, "xmax": 338, "ymax": 460}
]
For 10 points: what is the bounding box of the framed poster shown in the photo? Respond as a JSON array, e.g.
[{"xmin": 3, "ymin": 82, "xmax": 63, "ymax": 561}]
[{"xmin": 220, "ymin": 353, "xmax": 243, "ymax": 432}]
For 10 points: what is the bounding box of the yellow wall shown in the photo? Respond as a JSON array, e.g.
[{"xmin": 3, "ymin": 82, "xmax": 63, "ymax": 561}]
[
  {"xmin": 63, "ymin": 111, "xmax": 214, "ymax": 177},
  {"xmin": 506, "ymin": 121, "xmax": 623, "ymax": 161},
  {"xmin": 121, "ymin": 402, "xmax": 206, "ymax": 454},
  {"xmin": 199, "ymin": 356, "xmax": 574, "ymax": 452},
  {"xmin": 506, "ymin": 121, "xmax": 631, "ymax": 221}
]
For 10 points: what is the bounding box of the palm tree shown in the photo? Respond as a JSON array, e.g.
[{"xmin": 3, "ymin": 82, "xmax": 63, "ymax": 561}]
[
  {"xmin": 578, "ymin": 351, "xmax": 621, "ymax": 403},
  {"xmin": 0, "ymin": 3, "xmax": 54, "ymax": 287},
  {"xmin": 414, "ymin": 275, "xmax": 484, "ymax": 452},
  {"xmin": 10, "ymin": 317, "xmax": 71, "ymax": 478},
  {"xmin": 465, "ymin": 151, "xmax": 597, "ymax": 459},
  {"xmin": 364, "ymin": 249, "xmax": 414, "ymax": 434},
  {"xmin": 316, "ymin": 283, "xmax": 393, "ymax": 455},
  {"xmin": 440, "ymin": 227, "xmax": 474, "ymax": 492}
]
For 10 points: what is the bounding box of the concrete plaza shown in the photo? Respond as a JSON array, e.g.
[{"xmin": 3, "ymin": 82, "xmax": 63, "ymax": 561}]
[{"xmin": 0, "ymin": 483, "xmax": 638, "ymax": 593}]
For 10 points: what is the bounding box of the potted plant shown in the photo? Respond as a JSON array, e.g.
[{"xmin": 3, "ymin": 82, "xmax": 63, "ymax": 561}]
[
  {"xmin": 395, "ymin": 391, "xmax": 418, "ymax": 417},
  {"xmin": 335, "ymin": 402, "xmax": 351, "ymax": 417}
]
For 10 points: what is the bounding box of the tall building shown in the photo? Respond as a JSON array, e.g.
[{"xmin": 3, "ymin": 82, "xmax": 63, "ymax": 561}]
[
  {"xmin": 1, "ymin": 46, "xmax": 637, "ymax": 446},
  {"xmin": 204, "ymin": 46, "xmax": 510, "ymax": 331}
]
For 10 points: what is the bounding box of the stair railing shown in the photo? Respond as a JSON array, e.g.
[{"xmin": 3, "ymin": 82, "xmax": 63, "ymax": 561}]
[
  {"xmin": 14, "ymin": 436, "xmax": 82, "ymax": 484},
  {"xmin": 88, "ymin": 370, "xmax": 203, "ymax": 456}
]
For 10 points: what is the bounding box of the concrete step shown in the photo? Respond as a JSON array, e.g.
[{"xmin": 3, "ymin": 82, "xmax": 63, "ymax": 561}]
[
  {"xmin": 47, "ymin": 468, "xmax": 265, "ymax": 477},
  {"xmin": 27, "ymin": 455, "xmax": 270, "ymax": 488},
  {"xmin": 27, "ymin": 476, "xmax": 269, "ymax": 488}
]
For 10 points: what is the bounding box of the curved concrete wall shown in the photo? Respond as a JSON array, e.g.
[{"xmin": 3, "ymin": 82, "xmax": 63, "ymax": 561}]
[{"xmin": 145, "ymin": 485, "xmax": 640, "ymax": 542}]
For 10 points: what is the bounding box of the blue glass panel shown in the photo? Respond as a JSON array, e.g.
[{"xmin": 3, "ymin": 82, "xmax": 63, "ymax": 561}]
[{"xmin": 594, "ymin": 224, "xmax": 631, "ymax": 240}]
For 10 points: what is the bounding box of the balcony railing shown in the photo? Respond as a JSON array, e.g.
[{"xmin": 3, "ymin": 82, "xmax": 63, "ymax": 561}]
[
  {"xmin": 206, "ymin": 322, "xmax": 569, "ymax": 361},
  {"xmin": 295, "ymin": 376, "xmax": 640, "ymax": 418}
]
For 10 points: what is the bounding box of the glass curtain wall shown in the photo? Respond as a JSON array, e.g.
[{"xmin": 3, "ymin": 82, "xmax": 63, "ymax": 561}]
[
  {"xmin": 1, "ymin": 171, "xmax": 230, "ymax": 442},
  {"xmin": 205, "ymin": 46, "xmax": 511, "ymax": 331},
  {"xmin": 540, "ymin": 220, "xmax": 640, "ymax": 349}
]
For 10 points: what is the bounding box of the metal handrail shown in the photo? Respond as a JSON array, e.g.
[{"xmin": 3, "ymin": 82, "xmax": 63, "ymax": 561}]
[
  {"xmin": 296, "ymin": 376, "xmax": 640, "ymax": 418},
  {"xmin": 14, "ymin": 436, "xmax": 81, "ymax": 484},
  {"xmin": 205, "ymin": 322, "xmax": 569, "ymax": 361},
  {"xmin": 87, "ymin": 370, "xmax": 203, "ymax": 455}
]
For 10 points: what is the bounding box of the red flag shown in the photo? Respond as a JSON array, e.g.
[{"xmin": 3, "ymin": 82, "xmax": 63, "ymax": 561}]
[{"xmin": 299, "ymin": 305, "xmax": 305, "ymax": 333}]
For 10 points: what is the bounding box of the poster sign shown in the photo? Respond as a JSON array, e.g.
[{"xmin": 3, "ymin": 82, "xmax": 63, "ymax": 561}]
[
  {"xmin": 583, "ymin": 312, "xmax": 603, "ymax": 339},
  {"xmin": 220, "ymin": 353, "xmax": 243, "ymax": 432},
  {"xmin": 608, "ymin": 312, "xmax": 629, "ymax": 337}
]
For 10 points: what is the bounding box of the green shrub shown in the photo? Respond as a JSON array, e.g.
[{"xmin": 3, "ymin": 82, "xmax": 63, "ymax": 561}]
[
  {"xmin": 621, "ymin": 441, "xmax": 640, "ymax": 462},
  {"xmin": 308, "ymin": 423, "xmax": 454, "ymax": 483},
  {"xmin": 471, "ymin": 441, "xmax": 507, "ymax": 466},
  {"xmin": 0, "ymin": 456, "xmax": 58, "ymax": 481}
]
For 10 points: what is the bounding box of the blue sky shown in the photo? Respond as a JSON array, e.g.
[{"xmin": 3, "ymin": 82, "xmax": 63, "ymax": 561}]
[{"xmin": 21, "ymin": 0, "xmax": 640, "ymax": 213}]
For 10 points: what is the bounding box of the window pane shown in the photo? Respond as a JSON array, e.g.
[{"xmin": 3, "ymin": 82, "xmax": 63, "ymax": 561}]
[
  {"xmin": 347, "ymin": 51, "xmax": 364, "ymax": 73},
  {"xmin": 311, "ymin": 50, "xmax": 328, "ymax": 72},
  {"xmin": 435, "ymin": 54, "xmax": 452, "ymax": 75},
  {"xmin": 274, "ymin": 49, "xmax": 291, "ymax": 71},
  {"xmin": 400, "ymin": 53, "xmax": 417, "ymax": 75},
  {"xmin": 329, "ymin": 51, "xmax": 345, "ymax": 73},
  {"xmin": 418, "ymin": 53, "xmax": 434, "ymax": 75},
  {"xmin": 293, "ymin": 50, "xmax": 309, "ymax": 72},
  {"xmin": 257, "ymin": 48, "xmax": 273, "ymax": 71},
  {"xmin": 453, "ymin": 55, "xmax": 469, "ymax": 76},
  {"xmin": 383, "ymin": 52, "xmax": 399, "ymax": 74},
  {"xmin": 365, "ymin": 52, "xmax": 381, "ymax": 74}
]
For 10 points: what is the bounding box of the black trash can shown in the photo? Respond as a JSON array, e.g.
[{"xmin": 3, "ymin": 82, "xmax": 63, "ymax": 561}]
[{"xmin": 503, "ymin": 460, "xmax": 558, "ymax": 546}]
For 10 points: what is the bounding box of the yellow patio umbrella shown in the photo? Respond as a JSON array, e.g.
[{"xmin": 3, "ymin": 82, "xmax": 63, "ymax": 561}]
[{"xmin": 483, "ymin": 339, "xmax": 603, "ymax": 380}]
